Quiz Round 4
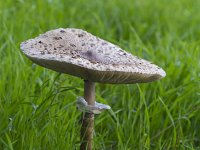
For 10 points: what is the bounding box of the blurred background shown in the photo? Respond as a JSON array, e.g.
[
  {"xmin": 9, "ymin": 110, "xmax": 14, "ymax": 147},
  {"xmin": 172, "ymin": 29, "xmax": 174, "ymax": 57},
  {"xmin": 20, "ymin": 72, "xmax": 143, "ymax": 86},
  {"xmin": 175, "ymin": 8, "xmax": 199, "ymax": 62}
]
[{"xmin": 0, "ymin": 0, "xmax": 200, "ymax": 149}]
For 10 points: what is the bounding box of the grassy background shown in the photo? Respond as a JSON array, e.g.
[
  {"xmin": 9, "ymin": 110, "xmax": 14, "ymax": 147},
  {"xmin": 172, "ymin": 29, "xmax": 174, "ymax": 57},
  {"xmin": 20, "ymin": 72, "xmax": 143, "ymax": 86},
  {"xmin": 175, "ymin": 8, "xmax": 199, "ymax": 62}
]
[{"xmin": 0, "ymin": 0, "xmax": 200, "ymax": 149}]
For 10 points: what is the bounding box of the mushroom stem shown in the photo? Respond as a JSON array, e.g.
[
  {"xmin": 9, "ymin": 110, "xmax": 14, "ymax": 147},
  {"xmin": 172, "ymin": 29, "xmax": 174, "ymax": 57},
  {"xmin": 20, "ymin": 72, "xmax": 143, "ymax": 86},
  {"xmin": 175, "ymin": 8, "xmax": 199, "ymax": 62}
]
[{"xmin": 80, "ymin": 80, "xmax": 95, "ymax": 150}]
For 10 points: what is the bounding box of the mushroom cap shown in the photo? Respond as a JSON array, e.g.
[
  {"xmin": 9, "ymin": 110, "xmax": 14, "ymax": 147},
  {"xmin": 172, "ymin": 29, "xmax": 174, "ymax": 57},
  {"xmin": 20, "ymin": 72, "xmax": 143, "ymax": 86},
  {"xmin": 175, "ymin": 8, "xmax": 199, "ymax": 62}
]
[{"xmin": 20, "ymin": 28, "xmax": 166, "ymax": 84}]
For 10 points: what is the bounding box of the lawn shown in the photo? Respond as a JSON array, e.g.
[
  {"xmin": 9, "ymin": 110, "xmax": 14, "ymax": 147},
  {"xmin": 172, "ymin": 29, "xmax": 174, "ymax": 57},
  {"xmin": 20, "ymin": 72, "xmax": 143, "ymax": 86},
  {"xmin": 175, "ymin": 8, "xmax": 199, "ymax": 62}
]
[{"xmin": 0, "ymin": 0, "xmax": 200, "ymax": 149}]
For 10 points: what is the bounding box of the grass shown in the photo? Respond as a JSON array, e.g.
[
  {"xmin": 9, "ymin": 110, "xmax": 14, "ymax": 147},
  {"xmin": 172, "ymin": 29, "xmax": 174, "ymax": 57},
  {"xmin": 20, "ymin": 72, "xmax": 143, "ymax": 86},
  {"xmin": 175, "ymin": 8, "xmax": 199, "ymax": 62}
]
[{"xmin": 0, "ymin": 0, "xmax": 200, "ymax": 149}]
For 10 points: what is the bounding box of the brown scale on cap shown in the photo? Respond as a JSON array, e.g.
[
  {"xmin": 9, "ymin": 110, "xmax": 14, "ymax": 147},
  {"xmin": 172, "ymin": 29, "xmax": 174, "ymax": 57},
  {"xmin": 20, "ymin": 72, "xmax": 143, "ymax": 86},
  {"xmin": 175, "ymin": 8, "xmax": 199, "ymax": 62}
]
[{"xmin": 20, "ymin": 28, "xmax": 166, "ymax": 84}]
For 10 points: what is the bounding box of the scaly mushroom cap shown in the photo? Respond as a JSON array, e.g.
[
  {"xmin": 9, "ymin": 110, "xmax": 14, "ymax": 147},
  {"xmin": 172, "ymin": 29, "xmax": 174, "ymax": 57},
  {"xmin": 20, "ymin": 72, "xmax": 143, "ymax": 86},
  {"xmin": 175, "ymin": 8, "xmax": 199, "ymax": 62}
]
[{"xmin": 20, "ymin": 28, "xmax": 166, "ymax": 84}]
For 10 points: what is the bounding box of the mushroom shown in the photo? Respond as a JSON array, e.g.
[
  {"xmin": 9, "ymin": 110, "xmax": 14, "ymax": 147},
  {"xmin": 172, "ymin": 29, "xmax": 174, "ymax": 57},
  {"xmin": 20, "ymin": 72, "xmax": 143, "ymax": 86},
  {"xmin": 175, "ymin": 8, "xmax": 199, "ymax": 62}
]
[{"xmin": 20, "ymin": 28, "xmax": 166, "ymax": 150}]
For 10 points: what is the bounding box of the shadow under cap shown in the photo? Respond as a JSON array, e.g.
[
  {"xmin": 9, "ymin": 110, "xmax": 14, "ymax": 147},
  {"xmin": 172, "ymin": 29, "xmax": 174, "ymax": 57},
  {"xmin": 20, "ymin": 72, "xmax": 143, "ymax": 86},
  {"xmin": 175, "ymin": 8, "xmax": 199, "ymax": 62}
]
[{"xmin": 20, "ymin": 28, "xmax": 166, "ymax": 84}]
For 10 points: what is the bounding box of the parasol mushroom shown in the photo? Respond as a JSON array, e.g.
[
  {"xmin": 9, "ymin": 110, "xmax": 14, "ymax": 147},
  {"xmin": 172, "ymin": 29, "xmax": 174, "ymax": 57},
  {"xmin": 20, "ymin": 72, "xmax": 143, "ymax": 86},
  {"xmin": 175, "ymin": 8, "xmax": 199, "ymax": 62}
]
[{"xmin": 20, "ymin": 28, "xmax": 166, "ymax": 150}]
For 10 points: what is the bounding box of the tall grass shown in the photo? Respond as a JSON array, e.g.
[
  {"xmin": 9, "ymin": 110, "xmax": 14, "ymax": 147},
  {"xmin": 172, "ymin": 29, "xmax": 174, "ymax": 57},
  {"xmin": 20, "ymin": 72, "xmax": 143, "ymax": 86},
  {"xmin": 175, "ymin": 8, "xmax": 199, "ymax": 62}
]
[{"xmin": 0, "ymin": 0, "xmax": 200, "ymax": 149}]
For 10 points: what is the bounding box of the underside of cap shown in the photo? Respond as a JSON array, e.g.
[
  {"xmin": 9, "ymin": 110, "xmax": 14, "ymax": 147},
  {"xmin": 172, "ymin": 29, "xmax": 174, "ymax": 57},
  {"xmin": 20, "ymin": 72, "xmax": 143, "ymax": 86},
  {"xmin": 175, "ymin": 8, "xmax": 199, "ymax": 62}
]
[{"xmin": 20, "ymin": 28, "xmax": 166, "ymax": 84}]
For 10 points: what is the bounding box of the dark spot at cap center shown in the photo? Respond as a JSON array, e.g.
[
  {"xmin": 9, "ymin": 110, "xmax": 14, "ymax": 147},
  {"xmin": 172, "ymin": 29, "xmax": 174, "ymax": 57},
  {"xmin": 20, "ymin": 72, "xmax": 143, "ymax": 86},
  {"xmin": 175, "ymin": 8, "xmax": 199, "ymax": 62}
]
[{"xmin": 85, "ymin": 51, "xmax": 93, "ymax": 57}]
